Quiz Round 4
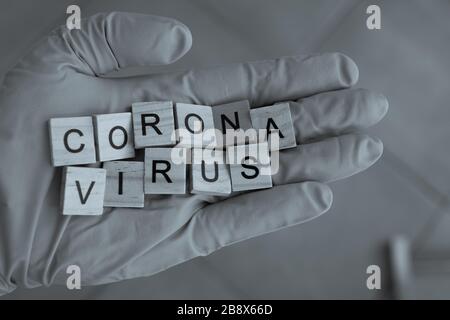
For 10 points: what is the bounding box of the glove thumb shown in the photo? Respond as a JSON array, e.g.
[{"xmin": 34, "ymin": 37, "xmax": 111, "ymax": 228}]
[{"xmin": 15, "ymin": 12, "xmax": 192, "ymax": 76}]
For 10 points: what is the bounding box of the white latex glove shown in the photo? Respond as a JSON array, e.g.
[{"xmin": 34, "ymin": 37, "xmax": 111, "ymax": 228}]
[{"xmin": 0, "ymin": 12, "xmax": 388, "ymax": 295}]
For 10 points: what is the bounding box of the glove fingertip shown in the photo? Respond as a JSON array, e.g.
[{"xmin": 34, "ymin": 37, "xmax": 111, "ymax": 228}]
[
  {"xmin": 301, "ymin": 181, "xmax": 333, "ymax": 216},
  {"xmin": 106, "ymin": 12, "xmax": 193, "ymax": 68},
  {"xmin": 334, "ymin": 52, "xmax": 359, "ymax": 87},
  {"xmin": 365, "ymin": 135, "xmax": 384, "ymax": 165}
]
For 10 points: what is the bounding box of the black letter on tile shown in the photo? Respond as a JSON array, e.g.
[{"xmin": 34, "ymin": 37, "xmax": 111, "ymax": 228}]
[
  {"xmin": 220, "ymin": 112, "xmax": 240, "ymax": 134},
  {"xmin": 266, "ymin": 118, "xmax": 284, "ymax": 139},
  {"xmin": 64, "ymin": 129, "xmax": 85, "ymax": 153},
  {"xmin": 201, "ymin": 161, "xmax": 219, "ymax": 182},
  {"xmin": 152, "ymin": 160, "xmax": 172, "ymax": 183},
  {"xmin": 118, "ymin": 172, "xmax": 123, "ymax": 195},
  {"xmin": 109, "ymin": 126, "xmax": 128, "ymax": 149},
  {"xmin": 141, "ymin": 114, "xmax": 162, "ymax": 136},
  {"xmin": 241, "ymin": 156, "xmax": 259, "ymax": 179},
  {"xmin": 185, "ymin": 114, "xmax": 204, "ymax": 133},
  {"xmin": 76, "ymin": 181, "xmax": 95, "ymax": 204}
]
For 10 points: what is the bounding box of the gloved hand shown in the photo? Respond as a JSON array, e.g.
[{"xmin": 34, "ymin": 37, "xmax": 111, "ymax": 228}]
[{"xmin": 0, "ymin": 12, "xmax": 388, "ymax": 295}]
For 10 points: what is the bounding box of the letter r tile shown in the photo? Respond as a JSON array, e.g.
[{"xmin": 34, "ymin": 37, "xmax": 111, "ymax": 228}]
[
  {"xmin": 132, "ymin": 101, "xmax": 176, "ymax": 148},
  {"xmin": 144, "ymin": 147, "xmax": 187, "ymax": 194}
]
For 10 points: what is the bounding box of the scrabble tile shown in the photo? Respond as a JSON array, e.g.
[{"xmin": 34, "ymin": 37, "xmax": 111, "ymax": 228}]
[
  {"xmin": 132, "ymin": 101, "xmax": 176, "ymax": 148},
  {"xmin": 212, "ymin": 100, "xmax": 255, "ymax": 147},
  {"xmin": 191, "ymin": 148, "xmax": 231, "ymax": 195},
  {"xmin": 103, "ymin": 161, "xmax": 145, "ymax": 208},
  {"xmin": 250, "ymin": 102, "xmax": 297, "ymax": 150},
  {"xmin": 49, "ymin": 116, "xmax": 96, "ymax": 166},
  {"xmin": 175, "ymin": 103, "xmax": 217, "ymax": 148},
  {"xmin": 61, "ymin": 166, "xmax": 106, "ymax": 215},
  {"xmin": 93, "ymin": 112, "xmax": 135, "ymax": 162},
  {"xmin": 144, "ymin": 147, "xmax": 187, "ymax": 194},
  {"xmin": 227, "ymin": 142, "xmax": 272, "ymax": 192}
]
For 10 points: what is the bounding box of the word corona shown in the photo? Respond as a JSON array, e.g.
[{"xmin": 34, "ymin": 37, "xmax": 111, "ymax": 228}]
[{"xmin": 49, "ymin": 100, "xmax": 297, "ymax": 215}]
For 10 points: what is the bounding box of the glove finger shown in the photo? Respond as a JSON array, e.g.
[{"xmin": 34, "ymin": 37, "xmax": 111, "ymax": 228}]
[
  {"xmin": 98, "ymin": 52, "xmax": 359, "ymax": 109},
  {"xmin": 291, "ymin": 88, "xmax": 389, "ymax": 143},
  {"xmin": 272, "ymin": 133, "xmax": 383, "ymax": 185},
  {"xmin": 54, "ymin": 182, "xmax": 331, "ymax": 283},
  {"xmin": 185, "ymin": 182, "xmax": 332, "ymax": 256}
]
